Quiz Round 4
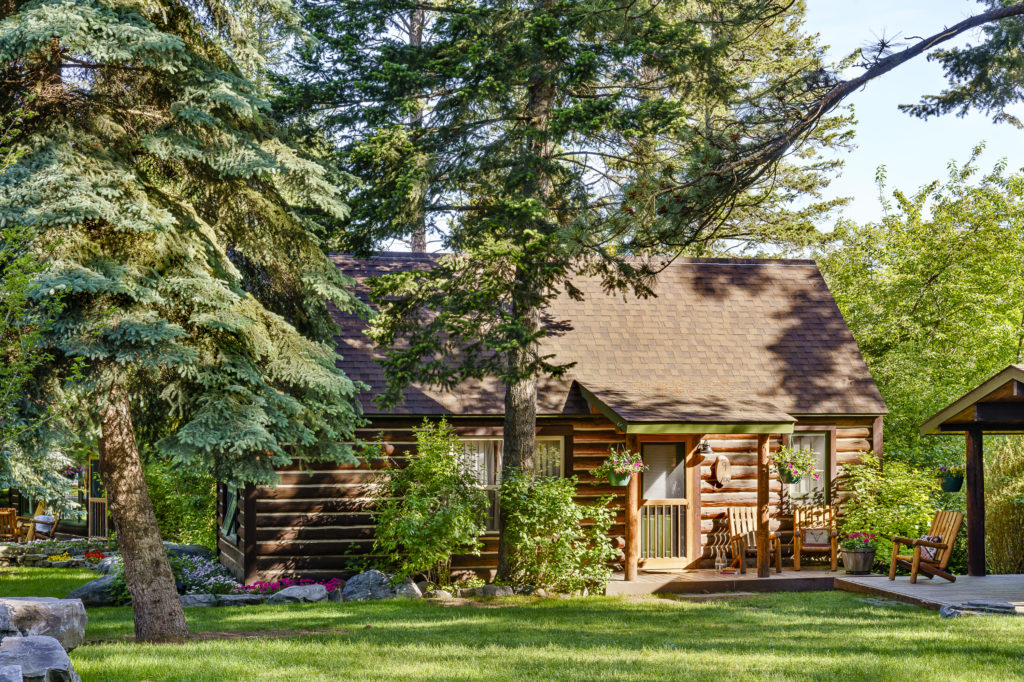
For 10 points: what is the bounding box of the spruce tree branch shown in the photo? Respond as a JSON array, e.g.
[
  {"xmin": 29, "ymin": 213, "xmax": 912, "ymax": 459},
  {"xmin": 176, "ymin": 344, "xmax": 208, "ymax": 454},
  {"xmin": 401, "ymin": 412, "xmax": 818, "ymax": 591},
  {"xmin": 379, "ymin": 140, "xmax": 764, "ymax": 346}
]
[{"xmin": 687, "ymin": 3, "xmax": 1024, "ymax": 189}]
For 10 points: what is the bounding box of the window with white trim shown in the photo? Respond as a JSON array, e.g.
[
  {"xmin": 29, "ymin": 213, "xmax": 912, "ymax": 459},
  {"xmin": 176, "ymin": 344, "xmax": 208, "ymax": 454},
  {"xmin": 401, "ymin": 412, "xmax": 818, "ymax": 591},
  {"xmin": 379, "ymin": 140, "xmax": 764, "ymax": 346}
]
[
  {"xmin": 788, "ymin": 433, "xmax": 828, "ymax": 503},
  {"xmin": 459, "ymin": 436, "xmax": 564, "ymax": 485}
]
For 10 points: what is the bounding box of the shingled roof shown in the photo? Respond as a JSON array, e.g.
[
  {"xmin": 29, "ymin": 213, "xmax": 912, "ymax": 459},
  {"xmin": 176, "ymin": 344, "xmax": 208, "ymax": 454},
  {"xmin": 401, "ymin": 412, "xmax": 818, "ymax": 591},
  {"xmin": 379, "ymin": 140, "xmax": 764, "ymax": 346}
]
[{"xmin": 330, "ymin": 254, "xmax": 886, "ymax": 427}]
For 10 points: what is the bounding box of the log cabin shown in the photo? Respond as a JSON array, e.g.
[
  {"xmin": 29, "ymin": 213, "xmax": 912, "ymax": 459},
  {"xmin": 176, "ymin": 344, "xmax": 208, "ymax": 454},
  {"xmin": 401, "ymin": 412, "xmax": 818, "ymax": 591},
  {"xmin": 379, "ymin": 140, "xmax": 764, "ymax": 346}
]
[{"xmin": 216, "ymin": 254, "xmax": 886, "ymax": 583}]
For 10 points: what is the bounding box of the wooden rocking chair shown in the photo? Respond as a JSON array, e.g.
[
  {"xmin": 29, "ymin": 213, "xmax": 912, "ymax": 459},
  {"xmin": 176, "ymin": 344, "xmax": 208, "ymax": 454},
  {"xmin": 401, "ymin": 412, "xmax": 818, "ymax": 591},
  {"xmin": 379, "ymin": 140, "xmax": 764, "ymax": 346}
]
[
  {"xmin": 793, "ymin": 505, "xmax": 838, "ymax": 571},
  {"xmin": 727, "ymin": 506, "xmax": 781, "ymax": 574},
  {"xmin": 16, "ymin": 502, "xmax": 58, "ymax": 542},
  {"xmin": 888, "ymin": 510, "xmax": 964, "ymax": 584},
  {"xmin": 0, "ymin": 508, "xmax": 18, "ymax": 542}
]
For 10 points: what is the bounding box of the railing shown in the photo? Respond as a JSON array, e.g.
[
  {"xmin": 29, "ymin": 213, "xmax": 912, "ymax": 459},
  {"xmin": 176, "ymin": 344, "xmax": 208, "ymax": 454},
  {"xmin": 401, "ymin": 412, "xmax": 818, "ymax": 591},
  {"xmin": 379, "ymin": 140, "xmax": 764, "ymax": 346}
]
[{"xmin": 640, "ymin": 499, "xmax": 688, "ymax": 560}]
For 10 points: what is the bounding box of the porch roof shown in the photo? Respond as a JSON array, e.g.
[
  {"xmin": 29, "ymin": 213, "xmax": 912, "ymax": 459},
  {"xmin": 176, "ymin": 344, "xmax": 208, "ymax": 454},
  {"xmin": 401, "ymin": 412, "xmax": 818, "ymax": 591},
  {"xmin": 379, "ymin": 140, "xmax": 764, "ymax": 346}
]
[
  {"xmin": 921, "ymin": 364, "xmax": 1024, "ymax": 435},
  {"xmin": 577, "ymin": 382, "xmax": 796, "ymax": 434}
]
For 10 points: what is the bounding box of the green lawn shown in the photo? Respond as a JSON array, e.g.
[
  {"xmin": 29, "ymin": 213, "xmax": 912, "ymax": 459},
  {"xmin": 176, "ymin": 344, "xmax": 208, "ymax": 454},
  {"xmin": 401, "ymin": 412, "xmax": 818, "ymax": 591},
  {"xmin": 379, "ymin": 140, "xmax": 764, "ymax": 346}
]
[{"xmin": 3, "ymin": 567, "xmax": 1024, "ymax": 681}]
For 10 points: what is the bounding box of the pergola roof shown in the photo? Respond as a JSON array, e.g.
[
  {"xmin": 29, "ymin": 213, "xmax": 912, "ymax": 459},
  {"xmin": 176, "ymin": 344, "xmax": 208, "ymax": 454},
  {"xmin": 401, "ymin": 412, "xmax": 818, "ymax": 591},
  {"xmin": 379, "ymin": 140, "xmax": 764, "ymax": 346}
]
[{"xmin": 921, "ymin": 365, "xmax": 1024, "ymax": 435}]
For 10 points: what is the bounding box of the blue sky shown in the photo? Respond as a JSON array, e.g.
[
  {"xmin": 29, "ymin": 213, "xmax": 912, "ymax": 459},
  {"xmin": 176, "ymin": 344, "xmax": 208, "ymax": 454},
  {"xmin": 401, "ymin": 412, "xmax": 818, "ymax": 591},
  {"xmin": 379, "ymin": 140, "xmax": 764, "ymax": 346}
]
[{"xmin": 804, "ymin": 0, "xmax": 1024, "ymax": 225}]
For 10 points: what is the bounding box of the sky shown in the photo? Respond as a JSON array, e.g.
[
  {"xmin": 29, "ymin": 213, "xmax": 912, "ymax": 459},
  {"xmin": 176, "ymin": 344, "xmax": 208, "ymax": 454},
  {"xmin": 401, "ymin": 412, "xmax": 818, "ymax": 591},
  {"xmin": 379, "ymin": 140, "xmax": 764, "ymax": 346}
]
[{"xmin": 804, "ymin": 0, "xmax": 1024, "ymax": 225}]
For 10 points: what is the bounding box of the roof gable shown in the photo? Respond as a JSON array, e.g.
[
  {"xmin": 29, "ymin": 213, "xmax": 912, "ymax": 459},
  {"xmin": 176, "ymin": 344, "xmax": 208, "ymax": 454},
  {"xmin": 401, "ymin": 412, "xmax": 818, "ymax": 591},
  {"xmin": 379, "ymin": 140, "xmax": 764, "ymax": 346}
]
[
  {"xmin": 921, "ymin": 365, "xmax": 1024, "ymax": 435},
  {"xmin": 330, "ymin": 254, "xmax": 886, "ymax": 421}
]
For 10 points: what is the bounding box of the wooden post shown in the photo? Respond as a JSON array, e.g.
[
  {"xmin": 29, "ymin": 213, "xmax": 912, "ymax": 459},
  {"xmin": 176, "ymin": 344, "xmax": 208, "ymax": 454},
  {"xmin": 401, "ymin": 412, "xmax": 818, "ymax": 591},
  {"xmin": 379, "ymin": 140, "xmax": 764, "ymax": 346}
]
[
  {"xmin": 756, "ymin": 433, "xmax": 770, "ymax": 578},
  {"xmin": 243, "ymin": 483, "xmax": 258, "ymax": 585},
  {"xmin": 624, "ymin": 434, "xmax": 641, "ymax": 581},
  {"xmin": 965, "ymin": 427, "xmax": 986, "ymax": 577}
]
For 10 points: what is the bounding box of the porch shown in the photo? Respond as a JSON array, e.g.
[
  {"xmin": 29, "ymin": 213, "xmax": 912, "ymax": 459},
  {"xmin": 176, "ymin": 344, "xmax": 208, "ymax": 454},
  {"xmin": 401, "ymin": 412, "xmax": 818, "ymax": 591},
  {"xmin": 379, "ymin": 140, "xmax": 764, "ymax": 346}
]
[
  {"xmin": 606, "ymin": 566, "xmax": 836, "ymax": 596},
  {"xmin": 836, "ymin": 573, "xmax": 1024, "ymax": 612}
]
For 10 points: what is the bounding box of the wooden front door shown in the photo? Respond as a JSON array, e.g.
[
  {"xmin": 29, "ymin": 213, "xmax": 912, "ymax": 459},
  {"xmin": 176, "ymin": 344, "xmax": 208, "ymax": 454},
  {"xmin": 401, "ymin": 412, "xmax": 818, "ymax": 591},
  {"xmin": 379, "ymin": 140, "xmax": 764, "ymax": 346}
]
[{"xmin": 639, "ymin": 443, "xmax": 690, "ymax": 568}]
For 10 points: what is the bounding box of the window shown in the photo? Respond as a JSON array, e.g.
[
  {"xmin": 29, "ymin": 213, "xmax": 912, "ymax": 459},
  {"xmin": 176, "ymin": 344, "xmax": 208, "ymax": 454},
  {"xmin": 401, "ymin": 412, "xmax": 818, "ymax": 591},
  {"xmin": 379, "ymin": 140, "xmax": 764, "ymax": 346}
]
[
  {"xmin": 641, "ymin": 443, "xmax": 687, "ymax": 499},
  {"xmin": 459, "ymin": 436, "xmax": 564, "ymax": 486},
  {"xmin": 788, "ymin": 433, "xmax": 829, "ymax": 503}
]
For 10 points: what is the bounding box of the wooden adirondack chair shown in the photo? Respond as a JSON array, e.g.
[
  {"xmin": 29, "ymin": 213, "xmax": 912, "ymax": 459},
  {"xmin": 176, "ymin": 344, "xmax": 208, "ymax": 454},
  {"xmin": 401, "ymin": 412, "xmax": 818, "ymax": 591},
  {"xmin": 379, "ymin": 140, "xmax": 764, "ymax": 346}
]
[
  {"xmin": 888, "ymin": 510, "xmax": 964, "ymax": 583},
  {"xmin": 727, "ymin": 506, "xmax": 781, "ymax": 574},
  {"xmin": 15, "ymin": 502, "xmax": 57, "ymax": 542},
  {"xmin": 0, "ymin": 508, "xmax": 18, "ymax": 541},
  {"xmin": 792, "ymin": 504, "xmax": 838, "ymax": 571}
]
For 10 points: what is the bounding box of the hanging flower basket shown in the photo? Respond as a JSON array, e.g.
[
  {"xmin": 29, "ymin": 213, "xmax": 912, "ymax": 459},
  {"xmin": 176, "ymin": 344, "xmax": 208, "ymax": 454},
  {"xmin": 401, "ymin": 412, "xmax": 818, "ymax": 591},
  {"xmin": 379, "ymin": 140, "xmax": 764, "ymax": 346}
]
[
  {"xmin": 940, "ymin": 476, "xmax": 964, "ymax": 493},
  {"xmin": 591, "ymin": 447, "xmax": 648, "ymax": 487},
  {"xmin": 777, "ymin": 469, "xmax": 802, "ymax": 485},
  {"xmin": 937, "ymin": 465, "xmax": 965, "ymax": 492},
  {"xmin": 607, "ymin": 472, "xmax": 632, "ymax": 487},
  {"xmin": 771, "ymin": 445, "xmax": 819, "ymax": 485}
]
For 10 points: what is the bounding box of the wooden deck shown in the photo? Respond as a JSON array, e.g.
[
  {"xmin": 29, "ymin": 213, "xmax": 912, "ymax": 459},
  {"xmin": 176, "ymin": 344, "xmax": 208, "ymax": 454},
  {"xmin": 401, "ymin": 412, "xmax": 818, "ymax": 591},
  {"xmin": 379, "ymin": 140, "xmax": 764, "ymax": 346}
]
[
  {"xmin": 605, "ymin": 567, "xmax": 836, "ymax": 596},
  {"xmin": 836, "ymin": 573, "xmax": 1024, "ymax": 611}
]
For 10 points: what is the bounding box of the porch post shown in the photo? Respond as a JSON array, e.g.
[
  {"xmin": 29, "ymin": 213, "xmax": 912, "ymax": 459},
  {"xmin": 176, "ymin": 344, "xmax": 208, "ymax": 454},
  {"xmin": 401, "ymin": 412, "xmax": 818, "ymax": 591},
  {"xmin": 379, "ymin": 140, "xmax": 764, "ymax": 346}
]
[
  {"xmin": 965, "ymin": 427, "xmax": 986, "ymax": 577},
  {"xmin": 756, "ymin": 433, "xmax": 770, "ymax": 578},
  {"xmin": 624, "ymin": 434, "xmax": 640, "ymax": 581}
]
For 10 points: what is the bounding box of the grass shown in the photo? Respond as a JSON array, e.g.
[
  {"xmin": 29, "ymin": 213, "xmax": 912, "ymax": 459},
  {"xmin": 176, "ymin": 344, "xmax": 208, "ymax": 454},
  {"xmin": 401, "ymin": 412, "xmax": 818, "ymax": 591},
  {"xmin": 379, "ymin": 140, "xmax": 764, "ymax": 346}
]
[{"xmin": 3, "ymin": 567, "xmax": 1024, "ymax": 681}]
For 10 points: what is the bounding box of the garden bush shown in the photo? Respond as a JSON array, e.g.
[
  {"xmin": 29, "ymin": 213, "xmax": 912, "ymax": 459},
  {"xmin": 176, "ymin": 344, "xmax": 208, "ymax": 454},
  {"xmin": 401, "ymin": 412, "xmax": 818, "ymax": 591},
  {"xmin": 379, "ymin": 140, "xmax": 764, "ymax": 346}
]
[
  {"xmin": 986, "ymin": 436, "xmax": 1024, "ymax": 574},
  {"xmin": 839, "ymin": 453, "xmax": 938, "ymax": 565},
  {"xmin": 373, "ymin": 419, "xmax": 489, "ymax": 584},
  {"xmin": 144, "ymin": 452, "xmax": 217, "ymax": 549},
  {"xmin": 500, "ymin": 472, "xmax": 616, "ymax": 593}
]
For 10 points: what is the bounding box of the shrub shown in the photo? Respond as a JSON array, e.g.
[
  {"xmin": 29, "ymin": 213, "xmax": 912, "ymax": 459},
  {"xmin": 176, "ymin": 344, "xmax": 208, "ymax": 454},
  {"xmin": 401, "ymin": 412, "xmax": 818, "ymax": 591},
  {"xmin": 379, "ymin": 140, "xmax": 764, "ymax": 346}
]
[
  {"xmin": 500, "ymin": 472, "xmax": 617, "ymax": 593},
  {"xmin": 373, "ymin": 419, "xmax": 489, "ymax": 584},
  {"xmin": 986, "ymin": 436, "xmax": 1024, "ymax": 574},
  {"xmin": 143, "ymin": 452, "xmax": 217, "ymax": 549},
  {"xmin": 839, "ymin": 453, "xmax": 937, "ymax": 565}
]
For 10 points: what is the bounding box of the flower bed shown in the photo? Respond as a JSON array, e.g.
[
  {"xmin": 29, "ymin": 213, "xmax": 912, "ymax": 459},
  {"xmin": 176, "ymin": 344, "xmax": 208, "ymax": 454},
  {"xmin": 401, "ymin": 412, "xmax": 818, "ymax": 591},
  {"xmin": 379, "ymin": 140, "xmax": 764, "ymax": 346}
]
[{"xmin": 232, "ymin": 576, "xmax": 344, "ymax": 595}]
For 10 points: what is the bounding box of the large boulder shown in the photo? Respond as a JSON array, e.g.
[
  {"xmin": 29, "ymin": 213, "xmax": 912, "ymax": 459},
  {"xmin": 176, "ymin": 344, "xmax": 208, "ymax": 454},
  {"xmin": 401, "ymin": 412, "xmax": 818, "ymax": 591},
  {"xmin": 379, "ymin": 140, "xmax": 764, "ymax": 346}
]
[
  {"xmin": 266, "ymin": 585, "xmax": 327, "ymax": 605},
  {"xmin": 479, "ymin": 585, "xmax": 513, "ymax": 598},
  {"xmin": 162, "ymin": 543, "xmax": 214, "ymax": 560},
  {"xmin": 341, "ymin": 570, "xmax": 396, "ymax": 602},
  {"xmin": 179, "ymin": 594, "xmax": 217, "ymax": 608},
  {"xmin": 423, "ymin": 589, "xmax": 453, "ymax": 600},
  {"xmin": 0, "ymin": 665, "xmax": 21, "ymax": 682},
  {"xmin": 0, "ymin": 636, "xmax": 81, "ymax": 682},
  {"xmin": 91, "ymin": 557, "xmax": 119, "ymax": 575},
  {"xmin": 65, "ymin": 575, "xmax": 117, "ymax": 607},
  {"xmin": 393, "ymin": 581, "xmax": 422, "ymax": 599},
  {"xmin": 216, "ymin": 593, "xmax": 266, "ymax": 607},
  {"xmin": 0, "ymin": 598, "xmax": 87, "ymax": 651}
]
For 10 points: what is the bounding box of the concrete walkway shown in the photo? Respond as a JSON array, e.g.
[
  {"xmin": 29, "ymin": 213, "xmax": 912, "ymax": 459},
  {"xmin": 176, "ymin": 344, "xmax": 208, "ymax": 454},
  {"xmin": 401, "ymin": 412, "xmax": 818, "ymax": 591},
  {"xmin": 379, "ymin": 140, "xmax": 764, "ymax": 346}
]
[{"xmin": 836, "ymin": 573, "xmax": 1024, "ymax": 611}]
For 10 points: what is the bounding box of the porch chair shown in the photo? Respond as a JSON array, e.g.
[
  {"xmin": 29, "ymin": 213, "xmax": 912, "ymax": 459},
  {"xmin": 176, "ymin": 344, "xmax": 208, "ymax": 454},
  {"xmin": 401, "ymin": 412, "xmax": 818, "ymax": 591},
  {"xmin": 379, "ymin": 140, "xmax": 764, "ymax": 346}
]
[
  {"xmin": 726, "ymin": 506, "xmax": 781, "ymax": 574},
  {"xmin": 0, "ymin": 508, "xmax": 18, "ymax": 541},
  {"xmin": 16, "ymin": 502, "xmax": 57, "ymax": 542},
  {"xmin": 888, "ymin": 510, "xmax": 964, "ymax": 583},
  {"xmin": 792, "ymin": 504, "xmax": 838, "ymax": 571}
]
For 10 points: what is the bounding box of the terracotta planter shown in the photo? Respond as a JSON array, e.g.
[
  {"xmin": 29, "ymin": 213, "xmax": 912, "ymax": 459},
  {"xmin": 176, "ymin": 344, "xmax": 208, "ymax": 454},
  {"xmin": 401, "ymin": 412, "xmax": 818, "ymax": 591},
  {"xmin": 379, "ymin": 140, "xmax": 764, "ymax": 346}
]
[
  {"xmin": 941, "ymin": 476, "xmax": 964, "ymax": 493},
  {"xmin": 607, "ymin": 472, "xmax": 631, "ymax": 486},
  {"xmin": 841, "ymin": 548, "xmax": 877, "ymax": 574}
]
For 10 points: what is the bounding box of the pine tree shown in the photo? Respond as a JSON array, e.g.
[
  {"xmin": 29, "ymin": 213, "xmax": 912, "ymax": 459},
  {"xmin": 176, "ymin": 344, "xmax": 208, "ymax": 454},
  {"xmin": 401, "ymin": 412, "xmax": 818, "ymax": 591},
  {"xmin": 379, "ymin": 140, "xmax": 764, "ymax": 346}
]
[
  {"xmin": 0, "ymin": 0, "xmax": 365, "ymax": 640},
  {"xmin": 283, "ymin": 0, "xmax": 854, "ymax": 577}
]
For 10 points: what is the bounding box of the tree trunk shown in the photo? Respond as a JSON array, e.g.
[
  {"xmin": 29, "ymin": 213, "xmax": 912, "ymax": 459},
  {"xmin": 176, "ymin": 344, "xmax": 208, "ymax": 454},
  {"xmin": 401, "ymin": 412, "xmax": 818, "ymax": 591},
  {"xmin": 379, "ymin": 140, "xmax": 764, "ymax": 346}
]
[
  {"xmin": 408, "ymin": 7, "xmax": 428, "ymax": 253},
  {"xmin": 99, "ymin": 388, "xmax": 189, "ymax": 642},
  {"xmin": 496, "ymin": 0, "xmax": 556, "ymax": 581},
  {"xmin": 496, "ymin": 304, "xmax": 539, "ymax": 580}
]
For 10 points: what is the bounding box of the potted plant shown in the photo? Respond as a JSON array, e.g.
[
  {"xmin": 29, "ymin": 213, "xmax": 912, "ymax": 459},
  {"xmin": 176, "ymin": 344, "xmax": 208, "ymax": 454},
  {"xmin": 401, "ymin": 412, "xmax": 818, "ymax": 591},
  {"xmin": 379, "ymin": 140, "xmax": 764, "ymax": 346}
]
[
  {"xmin": 839, "ymin": 532, "xmax": 877, "ymax": 574},
  {"xmin": 592, "ymin": 448, "xmax": 648, "ymax": 486},
  {"xmin": 771, "ymin": 445, "xmax": 819, "ymax": 484},
  {"xmin": 937, "ymin": 464, "xmax": 965, "ymax": 492}
]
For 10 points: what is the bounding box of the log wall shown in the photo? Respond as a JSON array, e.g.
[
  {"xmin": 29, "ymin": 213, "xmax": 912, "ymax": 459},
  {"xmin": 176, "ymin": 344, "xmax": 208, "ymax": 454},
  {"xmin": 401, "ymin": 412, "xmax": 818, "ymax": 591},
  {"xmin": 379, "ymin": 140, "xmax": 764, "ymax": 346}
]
[{"xmin": 217, "ymin": 415, "xmax": 881, "ymax": 580}]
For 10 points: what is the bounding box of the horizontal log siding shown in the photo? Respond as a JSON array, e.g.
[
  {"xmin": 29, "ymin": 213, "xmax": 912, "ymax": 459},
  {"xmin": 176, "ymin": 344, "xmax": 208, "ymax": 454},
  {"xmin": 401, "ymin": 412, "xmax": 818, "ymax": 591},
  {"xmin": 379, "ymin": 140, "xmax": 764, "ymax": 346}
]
[{"xmin": 229, "ymin": 415, "xmax": 880, "ymax": 580}]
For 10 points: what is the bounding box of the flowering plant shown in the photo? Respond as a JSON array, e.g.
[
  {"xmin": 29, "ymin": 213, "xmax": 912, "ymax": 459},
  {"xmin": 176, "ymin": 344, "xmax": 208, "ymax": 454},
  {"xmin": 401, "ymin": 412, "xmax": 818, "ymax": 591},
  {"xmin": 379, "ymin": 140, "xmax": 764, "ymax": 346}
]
[
  {"xmin": 772, "ymin": 445, "xmax": 820, "ymax": 480},
  {"xmin": 937, "ymin": 464, "xmax": 965, "ymax": 478},
  {"xmin": 232, "ymin": 576, "xmax": 344, "ymax": 595},
  {"xmin": 592, "ymin": 448, "xmax": 647, "ymax": 478},
  {"xmin": 84, "ymin": 550, "xmax": 105, "ymax": 561},
  {"xmin": 47, "ymin": 552, "xmax": 71, "ymax": 562},
  {"xmin": 840, "ymin": 532, "xmax": 877, "ymax": 550},
  {"xmin": 60, "ymin": 464, "xmax": 84, "ymax": 478},
  {"xmin": 172, "ymin": 555, "xmax": 240, "ymax": 595}
]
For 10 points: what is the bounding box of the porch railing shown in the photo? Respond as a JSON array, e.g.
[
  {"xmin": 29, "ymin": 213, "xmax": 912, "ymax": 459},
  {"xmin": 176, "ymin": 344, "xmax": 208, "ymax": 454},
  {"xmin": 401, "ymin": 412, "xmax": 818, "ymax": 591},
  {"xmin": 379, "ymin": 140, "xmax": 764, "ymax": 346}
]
[{"xmin": 640, "ymin": 499, "xmax": 688, "ymax": 560}]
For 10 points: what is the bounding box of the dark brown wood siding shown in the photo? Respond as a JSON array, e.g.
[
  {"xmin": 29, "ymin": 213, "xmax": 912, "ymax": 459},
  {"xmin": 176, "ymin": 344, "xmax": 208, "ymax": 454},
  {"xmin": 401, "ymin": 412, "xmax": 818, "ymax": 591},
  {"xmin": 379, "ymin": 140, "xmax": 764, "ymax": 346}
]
[{"xmin": 221, "ymin": 415, "xmax": 881, "ymax": 580}]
